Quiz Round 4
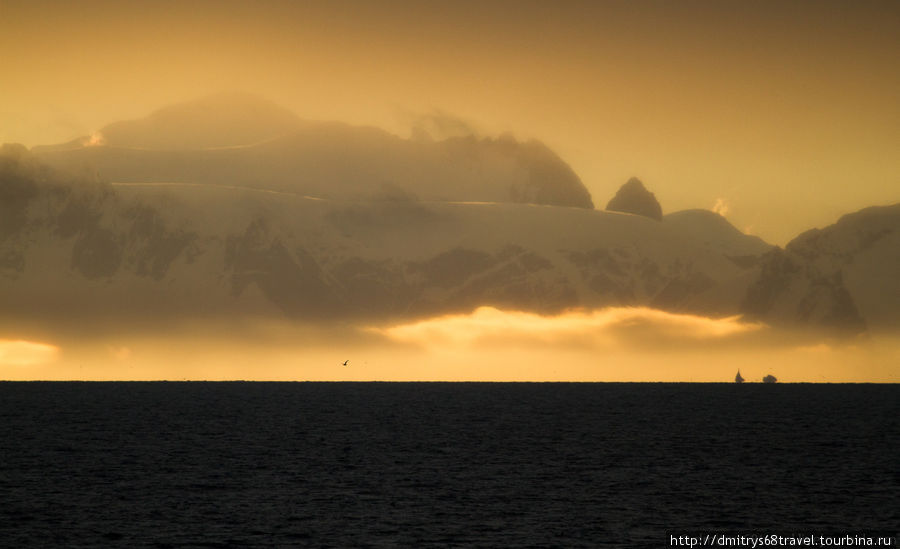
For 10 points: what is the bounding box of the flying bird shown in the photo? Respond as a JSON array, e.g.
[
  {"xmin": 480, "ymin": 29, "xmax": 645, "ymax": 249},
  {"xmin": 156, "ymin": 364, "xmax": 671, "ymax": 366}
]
[{"xmin": 342, "ymin": 360, "xmax": 349, "ymax": 366}]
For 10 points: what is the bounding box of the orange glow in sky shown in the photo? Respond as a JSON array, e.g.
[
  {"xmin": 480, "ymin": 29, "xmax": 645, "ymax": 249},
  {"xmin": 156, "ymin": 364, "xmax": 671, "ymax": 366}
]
[
  {"xmin": 3, "ymin": 309, "xmax": 896, "ymax": 383},
  {"xmin": 2, "ymin": 1, "xmax": 898, "ymax": 244},
  {"xmin": 0, "ymin": 339, "xmax": 59, "ymax": 367}
]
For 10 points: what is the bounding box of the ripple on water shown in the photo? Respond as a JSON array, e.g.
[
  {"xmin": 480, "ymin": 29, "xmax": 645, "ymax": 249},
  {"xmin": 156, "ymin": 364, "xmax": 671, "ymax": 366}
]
[{"xmin": 0, "ymin": 382, "xmax": 897, "ymax": 546}]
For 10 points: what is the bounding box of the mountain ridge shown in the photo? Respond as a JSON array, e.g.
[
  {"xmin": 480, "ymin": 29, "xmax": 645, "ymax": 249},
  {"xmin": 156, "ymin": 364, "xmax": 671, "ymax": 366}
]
[
  {"xmin": 2, "ymin": 145, "xmax": 772, "ymax": 328},
  {"xmin": 742, "ymin": 203, "xmax": 900, "ymax": 333},
  {"xmin": 5, "ymin": 107, "xmax": 898, "ymax": 335},
  {"xmin": 31, "ymin": 95, "xmax": 595, "ymax": 209}
]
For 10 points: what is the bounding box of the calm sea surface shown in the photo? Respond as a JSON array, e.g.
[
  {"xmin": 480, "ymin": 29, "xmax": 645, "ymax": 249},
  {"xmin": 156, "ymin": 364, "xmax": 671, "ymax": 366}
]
[{"xmin": 1, "ymin": 382, "xmax": 897, "ymax": 547}]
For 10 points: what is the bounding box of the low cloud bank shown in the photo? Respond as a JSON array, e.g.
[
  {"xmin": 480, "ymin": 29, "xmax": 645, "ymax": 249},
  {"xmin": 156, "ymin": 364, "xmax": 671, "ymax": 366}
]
[
  {"xmin": 0, "ymin": 339, "xmax": 59, "ymax": 367},
  {"xmin": 2, "ymin": 307, "xmax": 897, "ymax": 382},
  {"xmin": 373, "ymin": 306, "xmax": 764, "ymax": 350}
]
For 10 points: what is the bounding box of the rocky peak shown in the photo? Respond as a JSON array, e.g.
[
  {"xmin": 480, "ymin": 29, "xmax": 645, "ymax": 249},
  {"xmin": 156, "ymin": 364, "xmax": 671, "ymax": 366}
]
[{"xmin": 605, "ymin": 177, "xmax": 662, "ymax": 221}]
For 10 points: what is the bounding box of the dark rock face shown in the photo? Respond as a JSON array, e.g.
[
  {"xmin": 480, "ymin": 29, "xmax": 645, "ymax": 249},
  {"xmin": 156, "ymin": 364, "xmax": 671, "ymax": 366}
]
[
  {"xmin": 565, "ymin": 248, "xmax": 637, "ymax": 304},
  {"xmin": 563, "ymin": 247, "xmax": 723, "ymax": 311},
  {"xmin": 412, "ymin": 248, "xmax": 497, "ymax": 289},
  {"xmin": 740, "ymin": 205, "xmax": 900, "ymax": 333},
  {"xmin": 650, "ymin": 272, "xmax": 716, "ymax": 311},
  {"xmin": 224, "ymin": 218, "xmax": 343, "ymax": 318},
  {"xmin": 741, "ymin": 247, "xmax": 868, "ymax": 334},
  {"xmin": 1, "ymin": 144, "xmax": 43, "ymax": 238},
  {"xmin": 331, "ymin": 257, "xmax": 414, "ymax": 317},
  {"xmin": 126, "ymin": 205, "xmax": 198, "ymax": 281},
  {"xmin": 433, "ymin": 245, "xmax": 577, "ymax": 315},
  {"xmin": 605, "ymin": 178, "xmax": 663, "ymax": 221},
  {"xmin": 503, "ymin": 139, "xmax": 594, "ymax": 209},
  {"xmin": 741, "ymin": 248, "xmax": 801, "ymax": 318}
]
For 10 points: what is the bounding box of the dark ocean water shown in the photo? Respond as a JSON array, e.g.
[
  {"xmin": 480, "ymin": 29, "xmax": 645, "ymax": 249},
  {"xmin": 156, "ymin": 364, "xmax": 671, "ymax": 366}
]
[{"xmin": 0, "ymin": 382, "xmax": 897, "ymax": 548}]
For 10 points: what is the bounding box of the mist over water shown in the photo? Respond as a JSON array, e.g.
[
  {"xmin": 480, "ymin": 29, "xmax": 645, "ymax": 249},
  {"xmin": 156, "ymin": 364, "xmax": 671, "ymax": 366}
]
[
  {"xmin": 3, "ymin": 310, "xmax": 898, "ymax": 382},
  {"xmin": 1, "ymin": 382, "xmax": 896, "ymax": 547}
]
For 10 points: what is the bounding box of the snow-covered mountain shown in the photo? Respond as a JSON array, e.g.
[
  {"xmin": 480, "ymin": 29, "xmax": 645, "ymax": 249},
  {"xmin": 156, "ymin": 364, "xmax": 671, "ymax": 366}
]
[
  {"xmin": 742, "ymin": 204, "xmax": 900, "ymax": 333},
  {"xmin": 663, "ymin": 209, "xmax": 771, "ymax": 257},
  {"xmin": 4, "ymin": 93, "xmax": 897, "ymax": 335},
  {"xmin": 2, "ymin": 143, "xmax": 771, "ymax": 327}
]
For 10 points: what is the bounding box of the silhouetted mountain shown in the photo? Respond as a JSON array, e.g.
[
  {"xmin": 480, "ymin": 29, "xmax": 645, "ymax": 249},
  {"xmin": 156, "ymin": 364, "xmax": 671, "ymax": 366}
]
[
  {"xmin": 605, "ymin": 177, "xmax": 662, "ymax": 220},
  {"xmin": 31, "ymin": 96, "xmax": 594, "ymax": 209},
  {"xmin": 742, "ymin": 204, "xmax": 900, "ymax": 333}
]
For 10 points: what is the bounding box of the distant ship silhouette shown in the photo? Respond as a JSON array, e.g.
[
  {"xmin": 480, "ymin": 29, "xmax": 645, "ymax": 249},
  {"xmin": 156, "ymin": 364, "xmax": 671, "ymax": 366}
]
[
  {"xmin": 763, "ymin": 374, "xmax": 777, "ymax": 384},
  {"xmin": 735, "ymin": 370, "xmax": 744, "ymax": 383}
]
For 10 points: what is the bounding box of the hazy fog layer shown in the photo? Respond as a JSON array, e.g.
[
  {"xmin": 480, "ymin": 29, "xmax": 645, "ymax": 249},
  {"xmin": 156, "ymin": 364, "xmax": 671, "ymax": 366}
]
[
  {"xmin": 2, "ymin": 309, "xmax": 897, "ymax": 383},
  {"xmin": 2, "ymin": 0, "xmax": 899, "ymax": 244}
]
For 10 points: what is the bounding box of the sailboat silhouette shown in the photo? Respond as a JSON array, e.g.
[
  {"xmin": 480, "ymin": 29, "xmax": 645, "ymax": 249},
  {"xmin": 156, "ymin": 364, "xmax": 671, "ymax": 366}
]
[{"xmin": 735, "ymin": 370, "xmax": 745, "ymax": 383}]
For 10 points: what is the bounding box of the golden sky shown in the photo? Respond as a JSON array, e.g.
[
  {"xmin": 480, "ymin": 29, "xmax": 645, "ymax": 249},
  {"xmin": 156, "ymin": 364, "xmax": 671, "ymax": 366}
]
[
  {"xmin": 3, "ymin": 1, "xmax": 899, "ymax": 382},
  {"xmin": 2, "ymin": 0, "xmax": 898, "ymax": 244},
  {"xmin": 3, "ymin": 308, "xmax": 899, "ymax": 382}
]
